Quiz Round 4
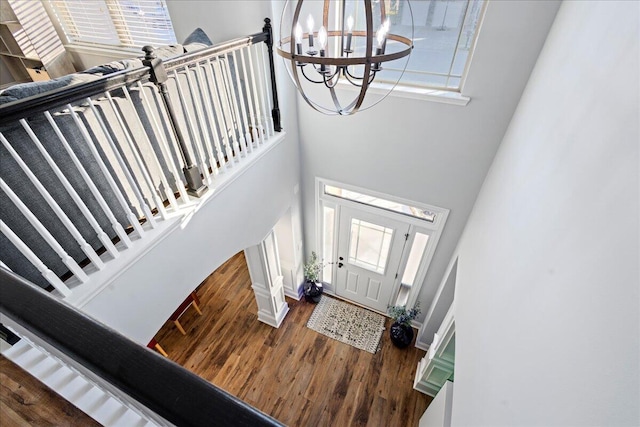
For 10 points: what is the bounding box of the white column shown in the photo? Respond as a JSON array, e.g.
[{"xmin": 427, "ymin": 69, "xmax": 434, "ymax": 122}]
[
  {"xmin": 244, "ymin": 230, "xmax": 289, "ymax": 328},
  {"xmin": 414, "ymin": 303, "xmax": 455, "ymax": 397}
]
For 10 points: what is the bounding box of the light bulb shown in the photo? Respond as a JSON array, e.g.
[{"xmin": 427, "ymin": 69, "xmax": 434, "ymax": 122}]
[
  {"xmin": 376, "ymin": 26, "xmax": 386, "ymax": 49},
  {"xmin": 347, "ymin": 15, "xmax": 354, "ymax": 33},
  {"xmin": 318, "ymin": 26, "xmax": 328, "ymax": 49},
  {"xmin": 306, "ymin": 14, "xmax": 315, "ymax": 47},
  {"xmin": 383, "ymin": 18, "xmax": 390, "ymax": 33},
  {"xmin": 294, "ymin": 23, "xmax": 303, "ymax": 44},
  {"xmin": 307, "ymin": 14, "xmax": 314, "ymax": 33}
]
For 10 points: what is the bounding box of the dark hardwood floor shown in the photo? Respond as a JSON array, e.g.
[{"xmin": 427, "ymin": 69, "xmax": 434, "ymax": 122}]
[
  {"xmin": 154, "ymin": 251, "xmax": 432, "ymax": 426},
  {"xmin": 0, "ymin": 355, "xmax": 101, "ymax": 427}
]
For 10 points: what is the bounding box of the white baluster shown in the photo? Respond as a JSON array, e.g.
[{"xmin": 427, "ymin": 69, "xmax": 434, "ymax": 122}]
[
  {"xmin": 99, "ymin": 93, "xmax": 161, "ymax": 224},
  {"xmin": 205, "ymin": 58, "xmax": 233, "ymax": 169},
  {"xmin": 239, "ymin": 47, "xmax": 259, "ymax": 149},
  {"xmin": 232, "ymin": 49, "xmax": 253, "ymax": 154},
  {"xmin": 106, "ymin": 89, "xmax": 168, "ymax": 218},
  {"xmin": 183, "ymin": 65, "xmax": 218, "ymax": 178},
  {"xmin": 45, "ymin": 110, "xmax": 126, "ymax": 255},
  {"xmin": 261, "ymin": 44, "xmax": 276, "ymax": 138},
  {"xmin": 171, "ymin": 69, "xmax": 211, "ymax": 182},
  {"xmin": 211, "ymin": 58, "xmax": 240, "ymax": 161},
  {"xmin": 225, "ymin": 51, "xmax": 249, "ymax": 157},
  {"xmin": 1, "ymin": 131, "xmax": 105, "ymax": 270},
  {"xmin": 67, "ymin": 103, "xmax": 139, "ymax": 245},
  {"xmin": 136, "ymin": 81, "xmax": 190, "ymax": 204},
  {"xmin": 84, "ymin": 98, "xmax": 153, "ymax": 232},
  {"xmin": 195, "ymin": 64, "xmax": 226, "ymax": 172},
  {"xmin": 0, "ymin": 220, "xmax": 71, "ymax": 297},
  {"xmin": 256, "ymin": 44, "xmax": 274, "ymax": 138},
  {"xmin": 122, "ymin": 86, "xmax": 179, "ymax": 212},
  {"xmin": 247, "ymin": 44, "xmax": 265, "ymax": 145},
  {"xmin": 0, "ymin": 180, "xmax": 88, "ymax": 284}
]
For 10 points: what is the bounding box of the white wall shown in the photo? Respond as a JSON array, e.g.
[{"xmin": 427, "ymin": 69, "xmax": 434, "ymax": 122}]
[
  {"xmin": 451, "ymin": 1, "xmax": 639, "ymax": 425},
  {"xmin": 420, "ymin": 380, "xmax": 454, "ymax": 427},
  {"xmin": 296, "ymin": 1, "xmax": 561, "ymax": 322},
  {"xmin": 82, "ymin": 136, "xmax": 300, "ymax": 344}
]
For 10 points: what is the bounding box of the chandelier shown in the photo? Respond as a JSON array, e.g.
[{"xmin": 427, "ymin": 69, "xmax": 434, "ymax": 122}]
[{"xmin": 277, "ymin": 0, "xmax": 414, "ymax": 115}]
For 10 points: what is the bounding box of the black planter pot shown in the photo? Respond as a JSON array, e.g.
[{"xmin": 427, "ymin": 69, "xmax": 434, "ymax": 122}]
[
  {"xmin": 390, "ymin": 322, "xmax": 414, "ymax": 348},
  {"xmin": 304, "ymin": 280, "xmax": 323, "ymax": 303}
]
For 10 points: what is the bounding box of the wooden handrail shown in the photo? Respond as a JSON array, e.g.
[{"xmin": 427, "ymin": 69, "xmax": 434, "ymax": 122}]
[
  {"xmin": 0, "ymin": 268, "xmax": 283, "ymax": 427},
  {"xmin": 0, "ymin": 26, "xmax": 277, "ymax": 129},
  {"xmin": 0, "ymin": 67, "xmax": 150, "ymax": 127}
]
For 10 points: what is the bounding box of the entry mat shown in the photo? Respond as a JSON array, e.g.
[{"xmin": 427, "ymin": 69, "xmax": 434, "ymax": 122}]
[{"xmin": 306, "ymin": 295, "xmax": 386, "ymax": 354}]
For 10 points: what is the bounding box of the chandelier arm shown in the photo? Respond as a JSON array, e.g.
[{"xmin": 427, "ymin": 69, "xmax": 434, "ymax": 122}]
[
  {"xmin": 322, "ymin": 69, "xmax": 341, "ymax": 89},
  {"xmin": 300, "ymin": 65, "xmax": 327, "ymax": 84},
  {"xmin": 311, "ymin": 64, "xmax": 340, "ymax": 85},
  {"xmin": 342, "ymin": 69, "xmax": 366, "ymax": 87},
  {"xmin": 324, "ymin": 65, "xmax": 342, "ymax": 82},
  {"xmin": 344, "ymin": 72, "xmax": 362, "ymax": 87},
  {"xmin": 368, "ymin": 70, "xmax": 377, "ymax": 85},
  {"xmin": 344, "ymin": 65, "xmax": 367, "ymax": 81}
]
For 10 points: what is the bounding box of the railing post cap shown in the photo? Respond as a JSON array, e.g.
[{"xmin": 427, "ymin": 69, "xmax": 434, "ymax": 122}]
[{"xmin": 142, "ymin": 45, "xmax": 156, "ymax": 60}]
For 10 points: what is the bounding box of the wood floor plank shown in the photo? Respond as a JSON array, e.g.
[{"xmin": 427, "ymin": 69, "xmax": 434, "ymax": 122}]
[
  {"xmin": 153, "ymin": 251, "xmax": 433, "ymax": 426},
  {"xmin": 0, "ymin": 355, "xmax": 100, "ymax": 427}
]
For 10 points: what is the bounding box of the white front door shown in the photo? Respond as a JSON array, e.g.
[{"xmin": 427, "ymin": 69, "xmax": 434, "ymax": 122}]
[{"xmin": 335, "ymin": 206, "xmax": 410, "ymax": 313}]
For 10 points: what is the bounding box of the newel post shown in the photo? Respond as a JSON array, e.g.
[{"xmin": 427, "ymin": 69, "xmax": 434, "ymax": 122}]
[
  {"xmin": 142, "ymin": 46, "xmax": 207, "ymax": 197},
  {"xmin": 263, "ymin": 18, "xmax": 282, "ymax": 132}
]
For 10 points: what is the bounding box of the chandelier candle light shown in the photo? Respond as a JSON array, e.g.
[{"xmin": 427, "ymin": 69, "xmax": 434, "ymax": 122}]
[{"xmin": 278, "ymin": 0, "xmax": 414, "ymax": 115}]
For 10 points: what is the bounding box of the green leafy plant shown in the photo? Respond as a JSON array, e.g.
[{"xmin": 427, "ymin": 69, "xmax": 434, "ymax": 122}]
[
  {"xmin": 388, "ymin": 302, "xmax": 421, "ymax": 327},
  {"xmin": 303, "ymin": 251, "xmax": 322, "ymax": 282}
]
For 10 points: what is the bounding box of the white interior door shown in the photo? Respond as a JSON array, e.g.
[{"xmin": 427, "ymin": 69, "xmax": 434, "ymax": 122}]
[{"xmin": 335, "ymin": 206, "xmax": 410, "ymax": 313}]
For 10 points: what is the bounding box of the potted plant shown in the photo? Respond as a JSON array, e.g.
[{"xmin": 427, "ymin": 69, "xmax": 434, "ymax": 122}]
[
  {"xmin": 303, "ymin": 251, "xmax": 323, "ymax": 303},
  {"xmin": 388, "ymin": 302, "xmax": 421, "ymax": 348}
]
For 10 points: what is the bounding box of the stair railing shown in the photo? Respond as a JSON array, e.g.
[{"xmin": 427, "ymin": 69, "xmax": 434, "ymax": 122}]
[
  {"xmin": 0, "ymin": 19, "xmax": 282, "ymax": 295},
  {"xmin": 0, "ymin": 267, "xmax": 283, "ymax": 426}
]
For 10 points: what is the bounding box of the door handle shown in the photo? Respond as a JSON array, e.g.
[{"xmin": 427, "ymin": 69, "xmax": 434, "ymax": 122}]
[
  {"xmin": 339, "ymin": 256, "xmax": 344, "ymax": 261},
  {"xmin": 338, "ymin": 262, "xmax": 344, "ymax": 268}
]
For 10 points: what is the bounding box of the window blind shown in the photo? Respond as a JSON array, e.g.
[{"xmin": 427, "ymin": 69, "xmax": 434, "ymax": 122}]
[{"xmin": 48, "ymin": 0, "xmax": 176, "ymax": 48}]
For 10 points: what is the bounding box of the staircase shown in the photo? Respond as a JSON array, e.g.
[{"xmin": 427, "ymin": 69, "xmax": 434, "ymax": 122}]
[
  {"xmin": 0, "ymin": 23, "xmax": 287, "ymax": 426},
  {"xmin": 2, "ymin": 337, "xmax": 161, "ymax": 426},
  {"xmin": 0, "ymin": 29, "xmax": 281, "ymax": 307}
]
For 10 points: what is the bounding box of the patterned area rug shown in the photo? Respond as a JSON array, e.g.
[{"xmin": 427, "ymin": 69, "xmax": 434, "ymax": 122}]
[{"xmin": 306, "ymin": 296, "xmax": 386, "ymax": 354}]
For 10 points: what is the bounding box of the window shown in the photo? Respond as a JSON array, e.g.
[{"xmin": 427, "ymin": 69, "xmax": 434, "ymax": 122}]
[
  {"xmin": 348, "ymin": 0, "xmax": 485, "ymax": 91},
  {"xmin": 322, "ymin": 205, "xmax": 335, "ymax": 283},
  {"xmin": 48, "ymin": 0, "xmax": 176, "ymax": 49},
  {"xmin": 395, "ymin": 231, "xmax": 429, "ymax": 305},
  {"xmin": 348, "ymin": 218, "xmax": 394, "ymax": 274},
  {"xmin": 324, "ymin": 184, "xmax": 437, "ymax": 222}
]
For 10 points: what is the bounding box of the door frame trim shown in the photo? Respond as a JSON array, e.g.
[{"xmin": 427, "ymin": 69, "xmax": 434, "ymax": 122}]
[{"xmin": 315, "ymin": 177, "xmax": 450, "ymax": 311}]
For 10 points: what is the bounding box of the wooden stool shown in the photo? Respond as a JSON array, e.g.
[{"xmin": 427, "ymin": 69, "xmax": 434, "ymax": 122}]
[
  {"xmin": 169, "ymin": 292, "xmax": 203, "ymax": 335},
  {"xmin": 147, "ymin": 338, "xmax": 168, "ymax": 357}
]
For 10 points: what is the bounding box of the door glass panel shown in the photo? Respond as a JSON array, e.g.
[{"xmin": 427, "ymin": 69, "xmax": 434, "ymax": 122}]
[
  {"xmin": 322, "ymin": 206, "xmax": 335, "ymax": 283},
  {"xmin": 348, "ymin": 218, "xmax": 394, "ymax": 274},
  {"xmin": 401, "ymin": 233, "xmax": 430, "ymax": 286},
  {"xmin": 395, "ymin": 232, "xmax": 429, "ymax": 306}
]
